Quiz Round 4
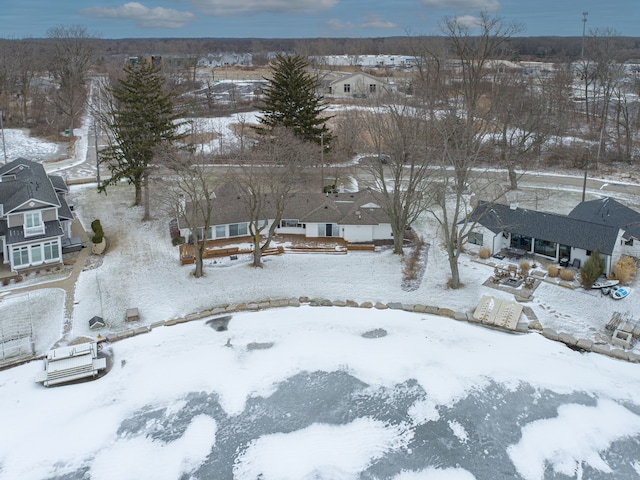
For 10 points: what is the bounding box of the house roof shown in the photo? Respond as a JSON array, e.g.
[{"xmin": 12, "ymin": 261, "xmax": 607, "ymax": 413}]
[
  {"xmin": 469, "ymin": 201, "xmax": 621, "ymax": 255},
  {"xmin": 6, "ymin": 220, "xmax": 64, "ymax": 245},
  {"xmin": 184, "ymin": 188, "xmax": 391, "ymax": 229},
  {"xmin": 568, "ymin": 197, "xmax": 640, "ymax": 240},
  {"xmin": 329, "ymin": 71, "xmax": 388, "ymax": 87},
  {"xmin": 0, "ymin": 158, "xmax": 62, "ymax": 213}
]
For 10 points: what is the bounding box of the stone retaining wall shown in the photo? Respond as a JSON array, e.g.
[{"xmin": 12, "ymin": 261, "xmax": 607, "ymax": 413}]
[{"xmin": 100, "ymin": 297, "xmax": 640, "ymax": 364}]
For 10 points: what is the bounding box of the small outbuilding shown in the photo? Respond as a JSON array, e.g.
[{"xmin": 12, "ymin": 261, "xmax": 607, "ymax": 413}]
[{"xmin": 89, "ymin": 316, "xmax": 105, "ymax": 330}]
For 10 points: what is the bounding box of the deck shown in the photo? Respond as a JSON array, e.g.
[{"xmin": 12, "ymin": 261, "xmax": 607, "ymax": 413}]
[{"xmin": 178, "ymin": 234, "xmax": 374, "ymax": 265}]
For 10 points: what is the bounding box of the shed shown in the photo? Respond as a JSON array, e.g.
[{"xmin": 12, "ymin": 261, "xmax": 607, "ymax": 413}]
[
  {"xmin": 35, "ymin": 342, "xmax": 106, "ymax": 387},
  {"xmin": 89, "ymin": 316, "xmax": 105, "ymax": 330}
]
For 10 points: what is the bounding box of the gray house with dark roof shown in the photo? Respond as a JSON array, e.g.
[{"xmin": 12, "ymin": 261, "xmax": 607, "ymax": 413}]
[
  {"xmin": 179, "ymin": 187, "xmax": 393, "ymax": 244},
  {"xmin": 0, "ymin": 158, "xmax": 72, "ymax": 273},
  {"xmin": 465, "ymin": 199, "xmax": 639, "ymax": 274}
]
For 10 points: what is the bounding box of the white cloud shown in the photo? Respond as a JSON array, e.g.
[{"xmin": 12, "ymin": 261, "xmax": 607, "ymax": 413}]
[
  {"xmin": 81, "ymin": 2, "xmax": 195, "ymax": 29},
  {"xmin": 328, "ymin": 14, "xmax": 397, "ymax": 31},
  {"xmin": 453, "ymin": 14, "xmax": 483, "ymax": 28},
  {"xmin": 420, "ymin": 0, "xmax": 500, "ymax": 12},
  {"xmin": 189, "ymin": 0, "xmax": 338, "ymax": 16}
]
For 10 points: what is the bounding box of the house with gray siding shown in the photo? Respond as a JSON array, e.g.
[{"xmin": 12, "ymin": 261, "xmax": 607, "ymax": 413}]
[{"xmin": 0, "ymin": 158, "xmax": 72, "ymax": 273}]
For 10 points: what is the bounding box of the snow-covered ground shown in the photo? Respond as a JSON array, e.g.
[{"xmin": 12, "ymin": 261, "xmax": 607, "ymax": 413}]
[{"xmin": 1, "ymin": 92, "xmax": 640, "ymax": 480}]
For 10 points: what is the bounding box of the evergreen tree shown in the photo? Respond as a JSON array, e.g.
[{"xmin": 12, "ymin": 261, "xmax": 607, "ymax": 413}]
[
  {"xmin": 257, "ymin": 54, "xmax": 331, "ymax": 146},
  {"xmin": 579, "ymin": 247, "xmax": 605, "ymax": 288},
  {"xmin": 99, "ymin": 61, "xmax": 186, "ymax": 220}
]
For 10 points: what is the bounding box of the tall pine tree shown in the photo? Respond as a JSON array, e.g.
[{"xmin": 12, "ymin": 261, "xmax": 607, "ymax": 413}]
[
  {"xmin": 257, "ymin": 54, "xmax": 331, "ymax": 146},
  {"xmin": 99, "ymin": 61, "xmax": 186, "ymax": 220}
]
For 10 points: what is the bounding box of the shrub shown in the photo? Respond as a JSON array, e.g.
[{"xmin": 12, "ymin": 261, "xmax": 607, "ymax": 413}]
[
  {"xmin": 479, "ymin": 247, "xmax": 491, "ymax": 259},
  {"xmin": 579, "ymin": 247, "xmax": 605, "ymax": 288},
  {"xmin": 519, "ymin": 260, "xmax": 531, "ymax": 276},
  {"xmin": 91, "ymin": 219, "xmax": 104, "ymax": 244},
  {"xmin": 559, "ymin": 268, "xmax": 575, "ymax": 281},
  {"xmin": 547, "ymin": 264, "xmax": 559, "ymax": 277},
  {"xmin": 172, "ymin": 236, "xmax": 185, "ymax": 247},
  {"xmin": 611, "ymin": 256, "xmax": 638, "ymax": 285}
]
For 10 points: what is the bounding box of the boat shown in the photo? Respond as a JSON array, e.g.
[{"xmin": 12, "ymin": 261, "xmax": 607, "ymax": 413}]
[
  {"xmin": 609, "ymin": 285, "xmax": 631, "ymax": 300},
  {"xmin": 592, "ymin": 279, "xmax": 619, "ymax": 289}
]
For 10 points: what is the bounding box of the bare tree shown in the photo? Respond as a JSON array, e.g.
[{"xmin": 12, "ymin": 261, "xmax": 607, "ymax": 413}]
[
  {"xmin": 421, "ymin": 12, "xmax": 521, "ymax": 289},
  {"xmin": 235, "ymin": 127, "xmax": 315, "ymax": 267},
  {"xmin": 47, "ymin": 25, "xmax": 96, "ymax": 139},
  {"xmin": 157, "ymin": 144, "xmax": 226, "ymax": 278},
  {"xmin": 359, "ymin": 97, "xmax": 435, "ymax": 254},
  {"xmin": 490, "ymin": 70, "xmax": 548, "ymax": 189}
]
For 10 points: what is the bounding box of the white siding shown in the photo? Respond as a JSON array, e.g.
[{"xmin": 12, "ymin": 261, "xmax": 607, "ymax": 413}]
[{"xmin": 343, "ymin": 225, "xmax": 374, "ymax": 243}]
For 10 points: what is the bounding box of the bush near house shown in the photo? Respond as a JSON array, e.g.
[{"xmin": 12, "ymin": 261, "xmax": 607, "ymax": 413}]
[
  {"xmin": 611, "ymin": 256, "xmax": 638, "ymax": 285},
  {"xmin": 547, "ymin": 264, "xmax": 559, "ymax": 277},
  {"xmin": 479, "ymin": 247, "xmax": 491, "ymax": 259},
  {"xmin": 579, "ymin": 247, "xmax": 605, "ymax": 289},
  {"xmin": 91, "ymin": 219, "xmax": 104, "ymax": 244},
  {"xmin": 559, "ymin": 268, "xmax": 575, "ymax": 281},
  {"xmin": 519, "ymin": 260, "xmax": 531, "ymax": 276}
]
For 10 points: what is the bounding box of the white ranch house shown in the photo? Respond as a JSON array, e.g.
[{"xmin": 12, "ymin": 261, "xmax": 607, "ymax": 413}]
[
  {"xmin": 179, "ymin": 188, "xmax": 394, "ymax": 245},
  {"xmin": 466, "ymin": 198, "xmax": 640, "ymax": 274}
]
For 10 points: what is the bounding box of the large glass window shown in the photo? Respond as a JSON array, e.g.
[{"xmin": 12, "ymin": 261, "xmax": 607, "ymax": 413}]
[
  {"xmin": 12, "ymin": 246, "xmax": 29, "ymax": 266},
  {"xmin": 317, "ymin": 223, "xmax": 339, "ymax": 237},
  {"xmin": 534, "ymin": 239, "xmax": 557, "ymax": 257},
  {"xmin": 510, "ymin": 234, "xmax": 532, "ymax": 251},
  {"xmin": 229, "ymin": 223, "xmax": 248, "ymax": 237},
  {"xmin": 43, "ymin": 241, "xmax": 59, "ymax": 261},
  {"xmin": 31, "ymin": 245, "xmax": 42, "ymax": 263},
  {"xmin": 215, "ymin": 225, "xmax": 226, "ymax": 238}
]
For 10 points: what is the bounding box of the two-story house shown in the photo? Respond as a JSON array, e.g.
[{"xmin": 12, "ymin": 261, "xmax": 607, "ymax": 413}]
[{"xmin": 0, "ymin": 158, "xmax": 72, "ymax": 273}]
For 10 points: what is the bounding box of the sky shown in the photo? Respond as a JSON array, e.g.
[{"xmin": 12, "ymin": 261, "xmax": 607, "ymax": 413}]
[{"xmin": 2, "ymin": 0, "xmax": 638, "ymax": 40}]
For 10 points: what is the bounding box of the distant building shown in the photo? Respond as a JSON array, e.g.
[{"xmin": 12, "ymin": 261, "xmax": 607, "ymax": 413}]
[{"xmin": 319, "ymin": 72, "xmax": 392, "ymax": 99}]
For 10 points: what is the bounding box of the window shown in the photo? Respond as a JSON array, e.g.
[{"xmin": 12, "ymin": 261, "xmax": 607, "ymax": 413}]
[
  {"xmin": 317, "ymin": 223, "xmax": 339, "ymax": 237},
  {"xmin": 24, "ymin": 211, "xmax": 44, "ymax": 236},
  {"xmin": 369, "ymin": 84, "xmax": 377, "ymax": 93},
  {"xmin": 624, "ymin": 238, "xmax": 634, "ymax": 246},
  {"xmin": 468, "ymin": 231, "xmax": 483, "ymax": 246},
  {"xmin": 31, "ymin": 244, "xmax": 42, "ymax": 263},
  {"xmin": 229, "ymin": 223, "xmax": 248, "ymax": 237},
  {"xmin": 343, "ymin": 84, "xmax": 351, "ymax": 93},
  {"xmin": 215, "ymin": 225, "xmax": 226, "ymax": 238},
  {"xmin": 280, "ymin": 219, "xmax": 301, "ymax": 228},
  {"xmin": 12, "ymin": 246, "xmax": 29, "ymax": 267},
  {"xmin": 510, "ymin": 234, "xmax": 532, "ymax": 251},
  {"xmin": 43, "ymin": 241, "xmax": 59, "ymax": 261},
  {"xmin": 534, "ymin": 239, "xmax": 557, "ymax": 257}
]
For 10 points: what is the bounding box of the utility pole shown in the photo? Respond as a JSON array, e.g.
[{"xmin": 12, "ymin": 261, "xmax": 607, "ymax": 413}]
[
  {"xmin": 0, "ymin": 111, "xmax": 7, "ymax": 164},
  {"xmin": 320, "ymin": 132, "xmax": 324, "ymax": 193},
  {"xmin": 581, "ymin": 12, "xmax": 588, "ymax": 58},
  {"xmin": 581, "ymin": 150, "xmax": 589, "ymax": 202}
]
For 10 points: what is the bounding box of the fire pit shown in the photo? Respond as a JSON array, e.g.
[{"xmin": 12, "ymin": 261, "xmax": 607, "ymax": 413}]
[{"xmin": 502, "ymin": 277, "xmax": 523, "ymax": 288}]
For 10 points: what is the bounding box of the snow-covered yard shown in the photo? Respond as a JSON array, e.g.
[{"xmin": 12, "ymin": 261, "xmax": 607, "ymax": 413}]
[{"xmin": 2, "ymin": 99, "xmax": 640, "ymax": 480}]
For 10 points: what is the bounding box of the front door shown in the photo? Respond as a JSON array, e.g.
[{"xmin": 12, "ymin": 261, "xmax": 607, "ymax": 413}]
[{"xmin": 325, "ymin": 224, "xmax": 333, "ymax": 237}]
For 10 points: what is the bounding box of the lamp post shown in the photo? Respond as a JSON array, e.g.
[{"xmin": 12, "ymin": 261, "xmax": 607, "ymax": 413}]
[{"xmin": 581, "ymin": 150, "xmax": 589, "ymax": 202}]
